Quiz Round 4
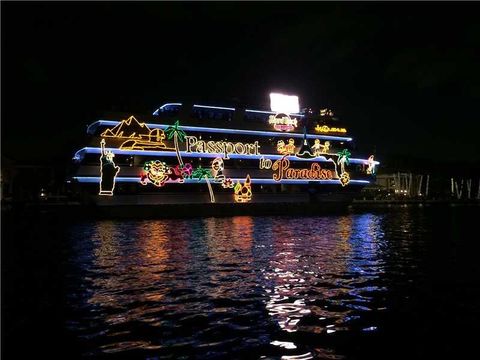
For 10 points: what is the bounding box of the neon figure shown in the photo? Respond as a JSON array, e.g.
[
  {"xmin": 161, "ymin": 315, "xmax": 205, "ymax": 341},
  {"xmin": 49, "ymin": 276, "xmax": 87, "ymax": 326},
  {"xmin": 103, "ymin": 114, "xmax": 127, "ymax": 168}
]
[
  {"xmin": 234, "ymin": 175, "xmax": 252, "ymax": 203},
  {"xmin": 99, "ymin": 139, "xmax": 120, "ymax": 196},
  {"xmin": 311, "ymin": 139, "xmax": 331, "ymax": 156},
  {"xmin": 277, "ymin": 139, "xmax": 296, "ymax": 155},
  {"xmin": 366, "ymin": 155, "xmax": 376, "ymax": 175},
  {"xmin": 140, "ymin": 160, "xmax": 171, "ymax": 187}
]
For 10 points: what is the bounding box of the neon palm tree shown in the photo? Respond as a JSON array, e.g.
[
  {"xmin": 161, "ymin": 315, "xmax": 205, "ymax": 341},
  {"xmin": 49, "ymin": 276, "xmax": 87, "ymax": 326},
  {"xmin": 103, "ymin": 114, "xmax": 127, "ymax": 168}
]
[
  {"xmin": 337, "ymin": 149, "xmax": 351, "ymax": 174},
  {"xmin": 165, "ymin": 120, "xmax": 187, "ymax": 167},
  {"xmin": 191, "ymin": 166, "xmax": 215, "ymax": 203}
]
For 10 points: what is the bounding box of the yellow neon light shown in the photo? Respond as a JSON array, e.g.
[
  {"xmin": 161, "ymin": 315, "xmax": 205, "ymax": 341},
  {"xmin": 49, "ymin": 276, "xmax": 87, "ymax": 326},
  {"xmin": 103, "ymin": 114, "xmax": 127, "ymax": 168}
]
[
  {"xmin": 320, "ymin": 108, "xmax": 334, "ymax": 117},
  {"xmin": 99, "ymin": 139, "xmax": 120, "ymax": 196},
  {"xmin": 340, "ymin": 172, "xmax": 351, "ymax": 186},
  {"xmin": 234, "ymin": 175, "xmax": 252, "ymax": 203},
  {"xmin": 140, "ymin": 160, "xmax": 171, "ymax": 187},
  {"xmin": 315, "ymin": 125, "xmax": 347, "ymax": 134},
  {"xmin": 259, "ymin": 156, "xmax": 273, "ymax": 169},
  {"xmin": 311, "ymin": 139, "xmax": 331, "ymax": 156},
  {"xmin": 185, "ymin": 136, "xmax": 260, "ymax": 159},
  {"xmin": 101, "ymin": 116, "xmax": 174, "ymax": 151},
  {"xmin": 271, "ymin": 157, "xmax": 336, "ymax": 182},
  {"xmin": 277, "ymin": 139, "xmax": 296, "ymax": 155}
]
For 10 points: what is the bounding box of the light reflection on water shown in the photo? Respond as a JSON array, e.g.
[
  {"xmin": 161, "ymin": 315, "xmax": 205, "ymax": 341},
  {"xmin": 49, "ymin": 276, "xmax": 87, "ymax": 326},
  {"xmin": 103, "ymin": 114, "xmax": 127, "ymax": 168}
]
[{"xmin": 65, "ymin": 211, "xmax": 436, "ymax": 359}]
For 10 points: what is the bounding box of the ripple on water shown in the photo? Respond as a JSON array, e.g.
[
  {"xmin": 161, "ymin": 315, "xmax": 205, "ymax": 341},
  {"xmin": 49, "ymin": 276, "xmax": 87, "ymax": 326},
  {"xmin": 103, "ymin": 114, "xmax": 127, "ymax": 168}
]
[{"xmin": 63, "ymin": 209, "xmax": 476, "ymax": 358}]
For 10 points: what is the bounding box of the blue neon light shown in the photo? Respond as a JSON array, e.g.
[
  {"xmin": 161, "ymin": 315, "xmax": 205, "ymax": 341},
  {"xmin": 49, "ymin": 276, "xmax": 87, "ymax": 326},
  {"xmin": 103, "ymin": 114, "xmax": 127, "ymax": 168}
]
[
  {"xmin": 86, "ymin": 120, "xmax": 353, "ymax": 141},
  {"xmin": 72, "ymin": 146, "xmax": 379, "ymax": 166},
  {"xmin": 72, "ymin": 176, "xmax": 370, "ymax": 185}
]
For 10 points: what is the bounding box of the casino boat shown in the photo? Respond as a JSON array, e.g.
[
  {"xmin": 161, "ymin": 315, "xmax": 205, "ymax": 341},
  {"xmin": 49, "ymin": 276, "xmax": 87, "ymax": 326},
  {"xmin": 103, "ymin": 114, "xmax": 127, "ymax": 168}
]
[{"xmin": 69, "ymin": 94, "xmax": 379, "ymax": 216}]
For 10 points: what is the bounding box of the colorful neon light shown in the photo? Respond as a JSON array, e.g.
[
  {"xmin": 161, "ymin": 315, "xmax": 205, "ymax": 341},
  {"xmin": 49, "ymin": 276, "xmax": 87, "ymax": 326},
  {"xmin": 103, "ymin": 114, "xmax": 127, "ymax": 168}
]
[
  {"xmin": 140, "ymin": 160, "xmax": 171, "ymax": 187},
  {"xmin": 337, "ymin": 149, "xmax": 351, "ymax": 174},
  {"xmin": 74, "ymin": 146, "xmax": 379, "ymax": 165},
  {"xmin": 315, "ymin": 125, "xmax": 347, "ymax": 134},
  {"xmin": 268, "ymin": 113, "xmax": 298, "ymax": 131},
  {"xmin": 210, "ymin": 157, "xmax": 234, "ymax": 188},
  {"xmin": 74, "ymin": 176, "xmax": 370, "ymax": 185},
  {"xmin": 272, "ymin": 157, "xmax": 336, "ymax": 182},
  {"xmin": 234, "ymin": 175, "xmax": 252, "ymax": 203},
  {"xmin": 165, "ymin": 120, "xmax": 187, "ymax": 167},
  {"xmin": 140, "ymin": 161, "xmax": 193, "ymax": 187},
  {"xmin": 190, "ymin": 166, "xmax": 215, "ymax": 203},
  {"xmin": 99, "ymin": 139, "xmax": 120, "ymax": 196},
  {"xmin": 88, "ymin": 120, "xmax": 351, "ymax": 141},
  {"xmin": 185, "ymin": 136, "xmax": 260, "ymax": 159}
]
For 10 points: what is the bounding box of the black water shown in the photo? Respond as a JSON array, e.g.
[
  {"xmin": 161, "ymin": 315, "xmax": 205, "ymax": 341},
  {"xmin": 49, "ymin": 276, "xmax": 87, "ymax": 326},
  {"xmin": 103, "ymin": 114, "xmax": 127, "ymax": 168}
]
[{"xmin": 3, "ymin": 206, "xmax": 480, "ymax": 359}]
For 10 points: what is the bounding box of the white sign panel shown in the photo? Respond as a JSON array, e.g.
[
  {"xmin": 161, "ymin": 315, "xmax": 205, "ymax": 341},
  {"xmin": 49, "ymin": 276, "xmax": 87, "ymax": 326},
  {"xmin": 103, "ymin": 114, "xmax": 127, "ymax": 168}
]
[{"xmin": 269, "ymin": 93, "xmax": 300, "ymax": 114}]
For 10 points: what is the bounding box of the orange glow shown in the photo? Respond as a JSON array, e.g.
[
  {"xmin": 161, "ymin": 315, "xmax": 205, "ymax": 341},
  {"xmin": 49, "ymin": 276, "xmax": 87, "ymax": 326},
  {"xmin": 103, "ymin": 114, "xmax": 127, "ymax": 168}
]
[
  {"xmin": 234, "ymin": 175, "xmax": 252, "ymax": 203},
  {"xmin": 272, "ymin": 157, "xmax": 335, "ymax": 182}
]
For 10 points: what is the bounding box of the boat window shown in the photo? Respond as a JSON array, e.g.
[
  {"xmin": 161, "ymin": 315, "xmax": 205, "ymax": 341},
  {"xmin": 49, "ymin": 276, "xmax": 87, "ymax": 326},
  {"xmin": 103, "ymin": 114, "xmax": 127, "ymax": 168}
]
[
  {"xmin": 155, "ymin": 104, "xmax": 181, "ymax": 117},
  {"xmin": 243, "ymin": 112, "xmax": 270, "ymax": 123},
  {"xmin": 190, "ymin": 108, "xmax": 233, "ymax": 121}
]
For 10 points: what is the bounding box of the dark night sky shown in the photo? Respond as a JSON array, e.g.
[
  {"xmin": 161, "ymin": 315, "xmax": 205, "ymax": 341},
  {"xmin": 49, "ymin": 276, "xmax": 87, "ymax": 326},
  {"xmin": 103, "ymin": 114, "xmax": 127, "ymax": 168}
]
[{"xmin": 2, "ymin": 2, "xmax": 480, "ymax": 166}]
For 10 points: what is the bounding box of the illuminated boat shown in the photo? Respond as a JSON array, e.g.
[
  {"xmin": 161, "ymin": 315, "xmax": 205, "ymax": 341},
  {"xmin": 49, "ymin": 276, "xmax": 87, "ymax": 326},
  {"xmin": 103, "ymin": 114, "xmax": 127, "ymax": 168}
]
[{"xmin": 70, "ymin": 94, "xmax": 379, "ymax": 213}]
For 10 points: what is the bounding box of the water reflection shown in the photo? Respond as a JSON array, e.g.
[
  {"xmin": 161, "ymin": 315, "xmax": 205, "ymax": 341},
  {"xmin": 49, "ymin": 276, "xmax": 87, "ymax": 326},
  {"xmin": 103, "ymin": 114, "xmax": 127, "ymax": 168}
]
[
  {"xmin": 261, "ymin": 214, "xmax": 387, "ymax": 358},
  {"xmin": 66, "ymin": 211, "xmax": 421, "ymax": 358}
]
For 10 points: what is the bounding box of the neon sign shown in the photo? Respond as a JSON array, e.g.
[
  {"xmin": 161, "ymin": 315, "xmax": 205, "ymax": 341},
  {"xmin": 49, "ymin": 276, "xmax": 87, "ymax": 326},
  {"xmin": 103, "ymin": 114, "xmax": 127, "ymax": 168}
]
[
  {"xmin": 315, "ymin": 125, "xmax": 347, "ymax": 134},
  {"xmin": 268, "ymin": 113, "xmax": 298, "ymax": 132},
  {"xmin": 340, "ymin": 172, "xmax": 350, "ymax": 186},
  {"xmin": 211, "ymin": 157, "xmax": 234, "ymax": 188},
  {"xmin": 272, "ymin": 157, "xmax": 336, "ymax": 182},
  {"xmin": 140, "ymin": 161, "xmax": 193, "ymax": 187},
  {"xmin": 185, "ymin": 136, "xmax": 260, "ymax": 159},
  {"xmin": 99, "ymin": 139, "xmax": 120, "ymax": 196},
  {"xmin": 277, "ymin": 139, "xmax": 296, "ymax": 155},
  {"xmin": 259, "ymin": 156, "xmax": 273, "ymax": 170},
  {"xmin": 140, "ymin": 160, "xmax": 171, "ymax": 187},
  {"xmin": 101, "ymin": 116, "xmax": 173, "ymax": 151},
  {"xmin": 311, "ymin": 139, "xmax": 331, "ymax": 156},
  {"xmin": 234, "ymin": 175, "xmax": 252, "ymax": 203},
  {"xmin": 190, "ymin": 166, "xmax": 215, "ymax": 203},
  {"xmin": 337, "ymin": 149, "xmax": 351, "ymax": 174}
]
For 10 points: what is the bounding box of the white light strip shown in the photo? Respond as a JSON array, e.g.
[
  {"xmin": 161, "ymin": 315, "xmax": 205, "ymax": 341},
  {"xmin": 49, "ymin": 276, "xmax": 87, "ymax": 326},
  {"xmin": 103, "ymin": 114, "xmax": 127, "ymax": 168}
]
[
  {"xmin": 86, "ymin": 120, "xmax": 353, "ymax": 141},
  {"xmin": 72, "ymin": 176, "xmax": 370, "ymax": 185},
  {"xmin": 73, "ymin": 147, "xmax": 379, "ymax": 165},
  {"xmin": 193, "ymin": 104, "xmax": 236, "ymax": 111},
  {"xmin": 245, "ymin": 109, "xmax": 304, "ymax": 117},
  {"xmin": 152, "ymin": 103, "xmax": 183, "ymax": 115}
]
